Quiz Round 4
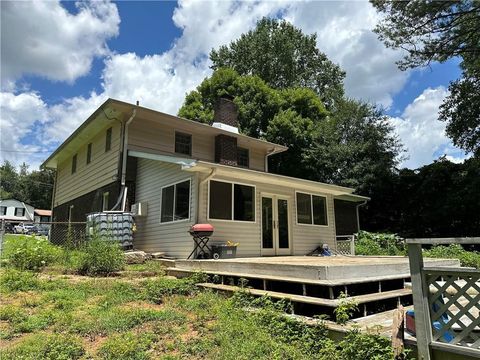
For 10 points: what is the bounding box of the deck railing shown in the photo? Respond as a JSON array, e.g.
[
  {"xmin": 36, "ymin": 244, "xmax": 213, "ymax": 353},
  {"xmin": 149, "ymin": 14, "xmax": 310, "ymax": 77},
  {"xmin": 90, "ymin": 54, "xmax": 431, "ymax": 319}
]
[
  {"xmin": 335, "ymin": 234, "xmax": 355, "ymax": 255},
  {"xmin": 407, "ymin": 237, "xmax": 480, "ymax": 360}
]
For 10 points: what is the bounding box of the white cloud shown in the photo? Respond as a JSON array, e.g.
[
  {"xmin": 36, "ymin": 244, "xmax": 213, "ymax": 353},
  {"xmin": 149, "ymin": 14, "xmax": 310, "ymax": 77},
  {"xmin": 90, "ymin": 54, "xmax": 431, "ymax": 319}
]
[
  {"xmin": 1, "ymin": 0, "xmax": 451, "ymax": 171},
  {"xmin": 390, "ymin": 87, "xmax": 468, "ymax": 169},
  {"xmin": 0, "ymin": 0, "xmax": 119, "ymax": 87},
  {"xmin": 0, "ymin": 92, "xmax": 49, "ymax": 168},
  {"xmin": 284, "ymin": 1, "xmax": 408, "ymax": 108}
]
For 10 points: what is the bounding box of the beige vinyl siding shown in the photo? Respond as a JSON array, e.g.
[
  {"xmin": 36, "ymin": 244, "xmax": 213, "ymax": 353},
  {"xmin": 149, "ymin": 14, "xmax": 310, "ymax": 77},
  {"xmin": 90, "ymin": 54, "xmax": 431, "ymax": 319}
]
[
  {"xmin": 134, "ymin": 159, "xmax": 196, "ymax": 258},
  {"xmin": 197, "ymin": 173, "xmax": 336, "ymax": 257},
  {"xmin": 54, "ymin": 123, "xmax": 121, "ymax": 206},
  {"xmin": 128, "ymin": 116, "xmax": 266, "ymax": 171}
]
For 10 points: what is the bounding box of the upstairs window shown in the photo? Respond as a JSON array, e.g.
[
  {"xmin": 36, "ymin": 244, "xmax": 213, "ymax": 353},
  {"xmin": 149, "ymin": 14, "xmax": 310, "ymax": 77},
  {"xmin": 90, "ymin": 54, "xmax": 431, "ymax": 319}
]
[
  {"xmin": 71, "ymin": 154, "xmax": 77, "ymax": 174},
  {"xmin": 15, "ymin": 208, "xmax": 25, "ymax": 217},
  {"xmin": 105, "ymin": 127, "xmax": 112, "ymax": 152},
  {"xmin": 237, "ymin": 147, "xmax": 249, "ymax": 167},
  {"xmin": 175, "ymin": 132, "xmax": 192, "ymax": 156},
  {"xmin": 0, "ymin": 206, "xmax": 6, "ymax": 215},
  {"xmin": 161, "ymin": 179, "xmax": 191, "ymax": 223},
  {"xmin": 296, "ymin": 192, "xmax": 328, "ymax": 226},
  {"xmin": 86, "ymin": 143, "xmax": 92, "ymax": 164},
  {"xmin": 209, "ymin": 180, "xmax": 255, "ymax": 222}
]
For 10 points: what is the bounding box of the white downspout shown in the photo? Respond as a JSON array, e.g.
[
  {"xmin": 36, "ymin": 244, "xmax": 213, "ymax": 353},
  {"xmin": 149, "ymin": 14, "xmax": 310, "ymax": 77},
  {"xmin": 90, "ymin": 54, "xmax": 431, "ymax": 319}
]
[
  {"xmin": 265, "ymin": 147, "xmax": 283, "ymax": 172},
  {"xmin": 196, "ymin": 168, "xmax": 217, "ymax": 224},
  {"xmin": 356, "ymin": 200, "xmax": 368, "ymax": 233}
]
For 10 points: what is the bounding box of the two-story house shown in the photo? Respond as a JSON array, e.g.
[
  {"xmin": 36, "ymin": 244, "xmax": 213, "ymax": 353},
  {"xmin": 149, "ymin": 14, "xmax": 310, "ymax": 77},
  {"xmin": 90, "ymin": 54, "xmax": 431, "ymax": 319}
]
[
  {"xmin": 0, "ymin": 199, "xmax": 35, "ymax": 223},
  {"xmin": 42, "ymin": 98, "xmax": 368, "ymax": 258}
]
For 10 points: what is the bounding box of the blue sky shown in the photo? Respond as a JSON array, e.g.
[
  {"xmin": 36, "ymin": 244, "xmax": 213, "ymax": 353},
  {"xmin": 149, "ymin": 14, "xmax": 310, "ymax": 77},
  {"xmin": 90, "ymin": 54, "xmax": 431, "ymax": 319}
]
[{"xmin": 0, "ymin": 1, "xmax": 469, "ymax": 170}]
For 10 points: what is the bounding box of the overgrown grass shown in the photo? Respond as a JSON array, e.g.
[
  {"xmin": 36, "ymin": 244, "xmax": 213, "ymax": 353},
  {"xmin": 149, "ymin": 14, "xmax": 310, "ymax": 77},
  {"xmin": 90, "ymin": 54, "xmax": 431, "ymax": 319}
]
[
  {"xmin": 355, "ymin": 231, "xmax": 480, "ymax": 269},
  {"xmin": 0, "ymin": 267, "xmax": 406, "ymax": 359},
  {"xmin": 424, "ymin": 244, "xmax": 480, "ymax": 269}
]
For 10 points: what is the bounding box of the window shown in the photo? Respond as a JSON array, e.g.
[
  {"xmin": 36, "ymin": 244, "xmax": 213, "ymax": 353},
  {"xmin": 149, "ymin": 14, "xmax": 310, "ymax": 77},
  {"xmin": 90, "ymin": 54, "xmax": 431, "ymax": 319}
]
[
  {"xmin": 86, "ymin": 143, "xmax": 92, "ymax": 164},
  {"xmin": 105, "ymin": 127, "xmax": 112, "ymax": 152},
  {"xmin": 296, "ymin": 192, "xmax": 327, "ymax": 226},
  {"xmin": 237, "ymin": 147, "xmax": 249, "ymax": 167},
  {"xmin": 102, "ymin": 192, "xmax": 109, "ymax": 211},
  {"xmin": 175, "ymin": 132, "xmax": 192, "ymax": 156},
  {"xmin": 160, "ymin": 179, "xmax": 191, "ymax": 223},
  {"xmin": 0, "ymin": 206, "xmax": 7, "ymax": 215},
  {"xmin": 15, "ymin": 208, "xmax": 25, "ymax": 217},
  {"xmin": 71, "ymin": 154, "xmax": 77, "ymax": 174},
  {"xmin": 209, "ymin": 180, "xmax": 255, "ymax": 222}
]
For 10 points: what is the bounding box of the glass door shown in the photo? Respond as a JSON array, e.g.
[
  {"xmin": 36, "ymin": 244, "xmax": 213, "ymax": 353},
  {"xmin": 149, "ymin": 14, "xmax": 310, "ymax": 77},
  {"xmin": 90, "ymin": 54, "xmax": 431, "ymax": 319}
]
[{"xmin": 261, "ymin": 195, "xmax": 291, "ymax": 256}]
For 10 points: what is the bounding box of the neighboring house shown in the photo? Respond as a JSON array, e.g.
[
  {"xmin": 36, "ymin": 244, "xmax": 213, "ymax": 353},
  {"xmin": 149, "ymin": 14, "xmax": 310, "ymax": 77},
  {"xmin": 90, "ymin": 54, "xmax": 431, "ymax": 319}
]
[
  {"xmin": 42, "ymin": 98, "xmax": 368, "ymax": 258},
  {"xmin": 34, "ymin": 209, "xmax": 52, "ymax": 223},
  {"xmin": 0, "ymin": 199, "xmax": 35, "ymax": 223}
]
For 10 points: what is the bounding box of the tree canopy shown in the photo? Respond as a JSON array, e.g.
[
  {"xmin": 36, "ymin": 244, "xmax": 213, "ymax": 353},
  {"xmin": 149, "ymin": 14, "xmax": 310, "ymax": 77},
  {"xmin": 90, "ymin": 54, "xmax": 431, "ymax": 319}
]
[
  {"xmin": 178, "ymin": 68, "xmax": 402, "ymax": 194},
  {"xmin": 0, "ymin": 161, "xmax": 54, "ymax": 209},
  {"xmin": 362, "ymin": 156, "xmax": 480, "ymax": 238},
  {"xmin": 210, "ymin": 17, "xmax": 345, "ymax": 107},
  {"xmin": 371, "ymin": 0, "xmax": 480, "ymax": 155}
]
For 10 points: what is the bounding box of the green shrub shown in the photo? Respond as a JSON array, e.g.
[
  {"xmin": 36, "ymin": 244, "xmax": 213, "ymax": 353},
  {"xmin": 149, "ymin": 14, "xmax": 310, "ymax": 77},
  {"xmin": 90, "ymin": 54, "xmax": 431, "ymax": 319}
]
[
  {"xmin": 0, "ymin": 269, "xmax": 40, "ymax": 292},
  {"xmin": 334, "ymin": 292, "xmax": 359, "ymax": 325},
  {"xmin": 1, "ymin": 235, "xmax": 61, "ymax": 271},
  {"xmin": 0, "ymin": 333, "xmax": 84, "ymax": 360},
  {"xmin": 98, "ymin": 331, "xmax": 155, "ymax": 360},
  {"xmin": 339, "ymin": 329, "xmax": 395, "ymax": 360},
  {"xmin": 355, "ymin": 231, "xmax": 406, "ymax": 256},
  {"xmin": 76, "ymin": 239, "xmax": 125, "ymax": 276},
  {"xmin": 424, "ymin": 244, "xmax": 480, "ymax": 269}
]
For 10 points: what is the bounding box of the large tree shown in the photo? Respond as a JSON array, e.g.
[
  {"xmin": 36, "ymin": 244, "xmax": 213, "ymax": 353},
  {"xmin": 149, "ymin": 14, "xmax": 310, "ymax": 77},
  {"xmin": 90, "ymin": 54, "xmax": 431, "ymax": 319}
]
[
  {"xmin": 178, "ymin": 69, "xmax": 402, "ymax": 190},
  {"xmin": 371, "ymin": 0, "xmax": 480, "ymax": 155},
  {"xmin": 210, "ymin": 17, "xmax": 345, "ymax": 108},
  {"xmin": 362, "ymin": 156, "xmax": 480, "ymax": 237},
  {"xmin": 0, "ymin": 161, "xmax": 54, "ymax": 209}
]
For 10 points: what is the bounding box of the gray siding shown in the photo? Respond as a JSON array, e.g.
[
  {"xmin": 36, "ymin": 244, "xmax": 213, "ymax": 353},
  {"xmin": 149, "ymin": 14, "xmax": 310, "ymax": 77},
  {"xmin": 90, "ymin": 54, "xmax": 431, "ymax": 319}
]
[{"xmin": 134, "ymin": 159, "xmax": 197, "ymax": 258}]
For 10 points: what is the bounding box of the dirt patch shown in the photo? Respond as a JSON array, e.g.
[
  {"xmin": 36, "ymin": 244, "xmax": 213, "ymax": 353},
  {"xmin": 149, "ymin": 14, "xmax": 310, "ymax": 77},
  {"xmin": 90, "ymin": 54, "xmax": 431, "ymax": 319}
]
[{"xmin": 82, "ymin": 334, "xmax": 109, "ymax": 356}]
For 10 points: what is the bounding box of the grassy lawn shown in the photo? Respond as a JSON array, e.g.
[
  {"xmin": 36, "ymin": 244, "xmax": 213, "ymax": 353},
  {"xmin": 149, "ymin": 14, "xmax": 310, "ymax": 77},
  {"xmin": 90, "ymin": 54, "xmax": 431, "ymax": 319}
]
[{"xmin": 0, "ymin": 235, "xmax": 402, "ymax": 359}]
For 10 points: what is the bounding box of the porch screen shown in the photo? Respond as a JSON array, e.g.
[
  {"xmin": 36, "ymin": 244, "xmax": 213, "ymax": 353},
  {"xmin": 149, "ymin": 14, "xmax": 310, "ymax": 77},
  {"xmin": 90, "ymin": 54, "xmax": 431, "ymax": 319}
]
[{"xmin": 209, "ymin": 180, "xmax": 255, "ymax": 221}]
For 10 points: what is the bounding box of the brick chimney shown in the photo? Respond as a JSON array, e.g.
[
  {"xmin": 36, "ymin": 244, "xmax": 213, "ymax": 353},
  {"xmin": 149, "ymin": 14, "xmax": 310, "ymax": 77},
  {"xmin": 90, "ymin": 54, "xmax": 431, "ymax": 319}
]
[
  {"xmin": 213, "ymin": 97, "xmax": 239, "ymax": 166},
  {"xmin": 212, "ymin": 97, "xmax": 239, "ymax": 134}
]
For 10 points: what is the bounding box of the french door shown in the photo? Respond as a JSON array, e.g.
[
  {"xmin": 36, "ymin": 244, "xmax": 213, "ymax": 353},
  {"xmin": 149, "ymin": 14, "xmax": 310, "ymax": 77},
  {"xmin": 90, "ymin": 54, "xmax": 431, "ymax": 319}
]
[{"xmin": 261, "ymin": 195, "xmax": 291, "ymax": 256}]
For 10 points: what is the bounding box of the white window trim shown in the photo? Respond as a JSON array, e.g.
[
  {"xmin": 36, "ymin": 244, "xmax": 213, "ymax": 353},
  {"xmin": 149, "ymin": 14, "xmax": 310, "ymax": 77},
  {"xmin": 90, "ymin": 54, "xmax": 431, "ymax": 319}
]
[
  {"xmin": 159, "ymin": 178, "xmax": 192, "ymax": 224},
  {"xmin": 207, "ymin": 179, "xmax": 257, "ymax": 223},
  {"xmin": 174, "ymin": 130, "xmax": 193, "ymax": 157},
  {"xmin": 295, "ymin": 190, "xmax": 329, "ymax": 227}
]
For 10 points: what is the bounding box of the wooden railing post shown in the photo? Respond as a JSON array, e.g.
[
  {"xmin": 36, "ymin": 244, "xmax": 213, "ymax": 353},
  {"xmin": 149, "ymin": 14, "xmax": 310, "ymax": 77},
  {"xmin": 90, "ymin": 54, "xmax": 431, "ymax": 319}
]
[{"xmin": 407, "ymin": 242, "xmax": 433, "ymax": 360}]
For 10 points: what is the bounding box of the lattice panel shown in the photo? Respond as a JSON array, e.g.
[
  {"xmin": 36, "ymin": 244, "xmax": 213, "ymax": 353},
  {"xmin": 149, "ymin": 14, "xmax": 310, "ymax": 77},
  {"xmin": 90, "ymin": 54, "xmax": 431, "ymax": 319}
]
[
  {"xmin": 336, "ymin": 237, "xmax": 354, "ymax": 255},
  {"xmin": 425, "ymin": 270, "xmax": 480, "ymax": 349}
]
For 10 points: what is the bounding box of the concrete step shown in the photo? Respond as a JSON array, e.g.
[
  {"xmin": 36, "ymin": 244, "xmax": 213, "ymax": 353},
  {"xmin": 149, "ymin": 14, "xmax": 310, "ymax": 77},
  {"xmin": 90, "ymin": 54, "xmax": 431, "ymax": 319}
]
[
  {"xmin": 197, "ymin": 283, "xmax": 412, "ymax": 307},
  {"xmin": 167, "ymin": 267, "xmax": 410, "ymax": 287}
]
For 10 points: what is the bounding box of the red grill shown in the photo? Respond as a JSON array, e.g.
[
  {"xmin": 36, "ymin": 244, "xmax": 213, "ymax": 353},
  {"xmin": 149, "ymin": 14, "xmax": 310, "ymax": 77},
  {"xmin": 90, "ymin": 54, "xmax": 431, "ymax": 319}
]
[
  {"xmin": 189, "ymin": 224, "xmax": 214, "ymax": 237},
  {"xmin": 188, "ymin": 224, "xmax": 214, "ymax": 259}
]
